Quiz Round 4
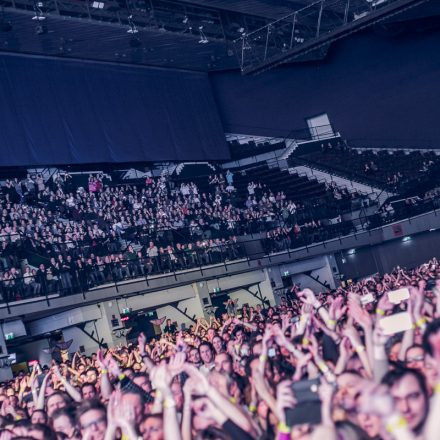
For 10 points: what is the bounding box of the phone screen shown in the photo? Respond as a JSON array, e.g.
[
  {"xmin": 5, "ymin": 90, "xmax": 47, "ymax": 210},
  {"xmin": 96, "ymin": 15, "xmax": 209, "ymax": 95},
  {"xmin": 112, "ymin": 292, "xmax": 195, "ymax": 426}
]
[
  {"xmin": 379, "ymin": 312, "xmax": 413, "ymax": 335},
  {"xmin": 388, "ymin": 288, "xmax": 410, "ymax": 304}
]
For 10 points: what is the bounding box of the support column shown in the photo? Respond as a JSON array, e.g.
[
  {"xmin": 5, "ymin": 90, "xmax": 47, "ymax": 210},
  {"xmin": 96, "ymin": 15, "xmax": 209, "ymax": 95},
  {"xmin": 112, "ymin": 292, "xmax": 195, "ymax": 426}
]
[
  {"xmin": 94, "ymin": 300, "xmax": 127, "ymax": 348},
  {"xmin": 0, "ymin": 327, "xmax": 12, "ymax": 381}
]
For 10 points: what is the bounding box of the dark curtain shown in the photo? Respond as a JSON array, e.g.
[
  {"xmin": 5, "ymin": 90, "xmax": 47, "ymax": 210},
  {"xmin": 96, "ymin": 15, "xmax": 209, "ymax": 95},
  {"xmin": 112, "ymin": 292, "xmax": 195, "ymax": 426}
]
[{"xmin": 0, "ymin": 55, "xmax": 229, "ymax": 166}]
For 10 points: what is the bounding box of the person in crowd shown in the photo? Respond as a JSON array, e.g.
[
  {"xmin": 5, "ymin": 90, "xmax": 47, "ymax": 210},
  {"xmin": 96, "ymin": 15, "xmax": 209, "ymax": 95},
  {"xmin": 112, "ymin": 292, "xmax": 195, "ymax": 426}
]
[{"xmin": 2, "ymin": 257, "xmax": 440, "ymax": 439}]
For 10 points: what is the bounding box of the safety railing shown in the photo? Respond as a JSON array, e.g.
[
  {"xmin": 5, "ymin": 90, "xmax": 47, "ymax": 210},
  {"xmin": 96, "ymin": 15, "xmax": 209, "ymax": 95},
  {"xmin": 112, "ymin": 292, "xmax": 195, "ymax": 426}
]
[{"xmin": 0, "ymin": 193, "xmax": 439, "ymax": 309}]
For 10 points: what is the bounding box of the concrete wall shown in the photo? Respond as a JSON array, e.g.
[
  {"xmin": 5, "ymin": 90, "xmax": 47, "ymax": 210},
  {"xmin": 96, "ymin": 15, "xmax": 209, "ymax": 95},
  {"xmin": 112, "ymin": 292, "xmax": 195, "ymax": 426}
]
[{"xmin": 63, "ymin": 323, "xmax": 101, "ymax": 357}]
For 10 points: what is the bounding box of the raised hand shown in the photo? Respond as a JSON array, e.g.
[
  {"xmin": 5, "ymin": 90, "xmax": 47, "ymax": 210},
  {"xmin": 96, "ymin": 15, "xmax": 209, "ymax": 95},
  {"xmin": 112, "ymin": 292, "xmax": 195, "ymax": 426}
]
[
  {"xmin": 137, "ymin": 332, "xmax": 147, "ymax": 356},
  {"xmin": 329, "ymin": 295, "xmax": 347, "ymax": 321},
  {"xmin": 275, "ymin": 381, "xmax": 296, "ymax": 424},
  {"xmin": 349, "ymin": 295, "xmax": 372, "ymax": 329},
  {"xmin": 298, "ymin": 288, "xmax": 320, "ymax": 308}
]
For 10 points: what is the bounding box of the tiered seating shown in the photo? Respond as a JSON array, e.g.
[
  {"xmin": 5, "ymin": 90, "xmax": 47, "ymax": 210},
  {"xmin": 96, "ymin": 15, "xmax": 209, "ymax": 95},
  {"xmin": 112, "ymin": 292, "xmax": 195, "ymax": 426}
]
[{"xmin": 296, "ymin": 145, "xmax": 440, "ymax": 192}]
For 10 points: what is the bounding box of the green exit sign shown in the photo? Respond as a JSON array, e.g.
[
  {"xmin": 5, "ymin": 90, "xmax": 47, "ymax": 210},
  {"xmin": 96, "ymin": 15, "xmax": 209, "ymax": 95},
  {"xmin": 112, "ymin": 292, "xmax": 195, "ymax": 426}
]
[
  {"xmin": 5, "ymin": 333, "xmax": 14, "ymax": 340},
  {"xmin": 122, "ymin": 307, "xmax": 131, "ymax": 314},
  {"xmin": 213, "ymin": 287, "xmax": 221, "ymax": 293},
  {"xmin": 283, "ymin": 271, "xmax": 290, "ymax": 277}
]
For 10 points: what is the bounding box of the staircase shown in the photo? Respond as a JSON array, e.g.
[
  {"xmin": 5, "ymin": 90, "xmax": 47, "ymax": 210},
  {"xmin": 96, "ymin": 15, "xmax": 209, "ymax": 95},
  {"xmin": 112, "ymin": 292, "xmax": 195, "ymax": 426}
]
[{"xmin": 291, "ymin": 165, "xmax": 394, "ymax": 206}]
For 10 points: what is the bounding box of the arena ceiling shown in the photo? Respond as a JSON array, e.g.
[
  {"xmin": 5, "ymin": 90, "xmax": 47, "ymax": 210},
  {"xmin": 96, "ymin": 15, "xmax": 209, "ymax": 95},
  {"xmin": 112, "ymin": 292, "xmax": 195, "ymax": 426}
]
[{"xmin": 0, "ymin": 0, "xmax": 438, "ymax": 72}]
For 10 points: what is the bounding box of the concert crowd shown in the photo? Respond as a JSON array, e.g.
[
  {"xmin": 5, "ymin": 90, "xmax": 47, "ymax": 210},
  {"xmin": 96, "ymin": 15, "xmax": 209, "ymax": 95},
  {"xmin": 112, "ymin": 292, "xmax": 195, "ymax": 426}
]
[{"xmin": 1, "ymin": 258, "xmax": 440, "ymax": 439}]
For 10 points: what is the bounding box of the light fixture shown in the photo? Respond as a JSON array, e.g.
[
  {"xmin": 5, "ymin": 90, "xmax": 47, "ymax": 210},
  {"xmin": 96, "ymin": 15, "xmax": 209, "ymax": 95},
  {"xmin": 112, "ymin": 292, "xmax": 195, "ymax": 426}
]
[
  {"xmin": 347, "ymin": 248, "xmax": 356, "ymax": 255},
  {"xmin": 198, "ymin": 26, "xmax": 208, "ymax": 44},
  {"xmin": 92, "ymin": 1, "xmax": 105, "ymax": 9},
  {"xmin": 237, "ymin": 27, "xmax": 244, "ymax": 33},
  {"xmin": 402, "ymin": 236, "xmax": 412, "ymax": 242},
  {"xmin": 32, "ymin": 0, "xmax": 46, "ymax": 20},
  {"xmin": 182, "ymin": 16, "xmax": 188, "ymax": 24},
  {"xmin": 127, "ymin": 15, "xmax": 138, "ymax": 34}
]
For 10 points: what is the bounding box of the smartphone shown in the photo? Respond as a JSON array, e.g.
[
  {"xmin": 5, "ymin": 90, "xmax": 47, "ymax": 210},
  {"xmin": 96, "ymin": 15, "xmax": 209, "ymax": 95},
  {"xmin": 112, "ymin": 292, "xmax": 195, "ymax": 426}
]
[
  {"xmin": 290, "ymin": 316, "xmax": 299, "ymax": 324},
  {"xmin": 285, "ymin": 378, "xmax": 322, "ymax": 426},
  {"xmin": 268, "ymin": 348, "xmax": 276, "ymax": 358},
  {"xmin": 360, "ymin": 293, "xmax": 375, "ymax": 306},
  {"xmin": 388, "ymin": 288, "xmax": 410, "ymax": 304},
  {"xmin": 379, "ymin": 312, "xmax": 413, "ymax": 335}
]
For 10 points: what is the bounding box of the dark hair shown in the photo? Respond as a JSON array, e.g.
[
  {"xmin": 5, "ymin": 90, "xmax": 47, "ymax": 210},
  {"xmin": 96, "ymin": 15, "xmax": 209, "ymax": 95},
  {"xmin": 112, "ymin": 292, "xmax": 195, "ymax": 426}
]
[
  {"xmin": 382, "ymin": 367, "xmax": 429, "ymax": 402},
  {"xmin": 198, "ymin": 341, "xmax": 214, "ymax": 355},
  {"xmin": 81, "ymin": 383, "xmax": 96, "ymax": 393},
  {"xmin": 76, "ymin": 399, "xmax": 106, "ymax": 425},
  {"xmin": 46, "ymin": 392, "xmax": 71, "ymax": 410},
  {"xmin": 52, "ymin": 406, "xmax": 76, "ymax": 426},
  {"xmin": 422, "ymin": 318, "xmax": 440, "ymax": 356},
  {"xmin": 30, "ymin": 423, "xmax": 57, "ymax": 440}
]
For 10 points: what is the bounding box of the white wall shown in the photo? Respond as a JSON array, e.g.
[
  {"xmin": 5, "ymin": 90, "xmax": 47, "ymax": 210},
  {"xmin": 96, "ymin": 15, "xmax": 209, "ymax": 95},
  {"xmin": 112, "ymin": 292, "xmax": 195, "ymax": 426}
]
[{"xmin": 63, "ymin": 323, "xmax": 100, "ymax": 356}]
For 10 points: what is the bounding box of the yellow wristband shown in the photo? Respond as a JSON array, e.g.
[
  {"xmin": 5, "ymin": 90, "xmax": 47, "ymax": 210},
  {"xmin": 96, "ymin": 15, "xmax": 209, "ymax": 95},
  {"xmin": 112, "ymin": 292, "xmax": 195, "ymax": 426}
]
[
  {"xmin": 327, "ymin": 319, "xmax": 337, "ymax": 326},
  {"xmin": 163, "ymin": 398, "xmax": 176, "ymax": 409},
  {"xmin": 118, "ymin": 373, "xmax": 126, "ymax": 381},
  {"xmin": 101, "ymin": 369, "xmax": 108, "ymax": 375},
  {"xmin": 376, "ymin": 308, "xmax": 385, "ymax": 316},
  {"xmin": 248, "ymin": 404, "xmax": 257, "ymax": 413},
  {"xmin": 434, "ymin": 383, "xmax": 440, "ymax": 394},
  {"xmin": 302, "ymin": 337, "xmax": 310, "ymax": 346},
  {"xmin": 259, "ymin": 354, "xmax": 268, "ymax": 362},
  {"xmin": 317, "ymin": 361, "xmax": 329, "ymax": 373},
  {"xmin": 229, "ymin": 397, "xmax": 237, "ymax": 404},
  {"xmin": 277, "ymin": 422, "xmax": 291, "ymax": 433},
  {"xmin": 386, "ymin": 416, "xmax": 407, "ymax": 433},
  {"xmin": 355, "ymin": 345, "xmax": 366, "ymax": 354},
  {"xmin": 416, "ymin": 317, "xmax": 427, "ymax": 328}
]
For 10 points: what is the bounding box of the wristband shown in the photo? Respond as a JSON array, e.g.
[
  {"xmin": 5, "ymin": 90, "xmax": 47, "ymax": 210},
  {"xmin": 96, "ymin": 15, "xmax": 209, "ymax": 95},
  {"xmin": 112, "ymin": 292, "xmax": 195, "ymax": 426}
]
[
  {"xmin": 385, "ymin": 416, "xmax": 407, "ymax": 433},
  {"xmin": 248, "ymin": 404, "xmax": 257, "ymax": 413},
  {"xmin": 259, "ymin": 354, "xmax": 268, "ymax": 362},
  {"xmin": 327, "ymin": 319, "xmax": 337, "ymax": 326},
  {"xmin": 277, "ymin": 422, "xmax": 291, "ymax": 433},
  {"xmin": 376, "ymin": 308, "xmax": 385, "ymax": 316},
  {"xmin": 229, "ymin": 397, "xmax": 237, "ymax": 404},
  {"xmin": 317, "ymin": 361, "xmax": 329, "ymax": 374},
  {"xmin": 118, "ymin": 373, "xmax": 126, "ymax": 381},
  {"xmin": 101, "ymin": 369, "xmax": 108, "ymax": 375},
  {"xmin": 416, "ymin": 317, "xmax": 427, "ymax": 328},
  {"xmin": 163, "ymin": 398, "xmax": 176, "ymax": 409},
  {"xmin": 434, "ymin": 383, "xmax": 440, "ymax": 394},
  {"xmin": 302, "ymin": 337, "xmax": 310, "ymax": 347},
  {"xmin": 355, "ymin": 345, "xmax": 366, "ymax": 354}
]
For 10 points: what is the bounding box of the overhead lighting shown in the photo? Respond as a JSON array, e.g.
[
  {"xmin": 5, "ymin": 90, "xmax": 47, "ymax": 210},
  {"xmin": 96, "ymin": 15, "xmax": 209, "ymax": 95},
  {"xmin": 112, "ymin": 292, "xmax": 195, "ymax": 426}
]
[
  {"xmin": 347, "ymin": 248, "xmax": 356, "ymax": 255},
  {"xmin": 237, "ymin": 27, "xmax": 244, "ymax": 33},
  {"xmin": 92, "ymin": 1, "xmax": 105, "ymax": 8},
  {"xmin": 402, "ymin": 236, "xmax": 412, "ymax": 242},
  {"xmin": 127, "ymin": 15, "xmax": 138, "ymax": 34},
  {"xmin": 182, "ymin": 16, "xmax": 188, "ymax": 24},
  {"xmin": 198, "ymin": 25, "xmax": 208, "ymax": 44},
  {"xmin": 32, "ymin": 0, "xmax": 46, "ymax": 20}
]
